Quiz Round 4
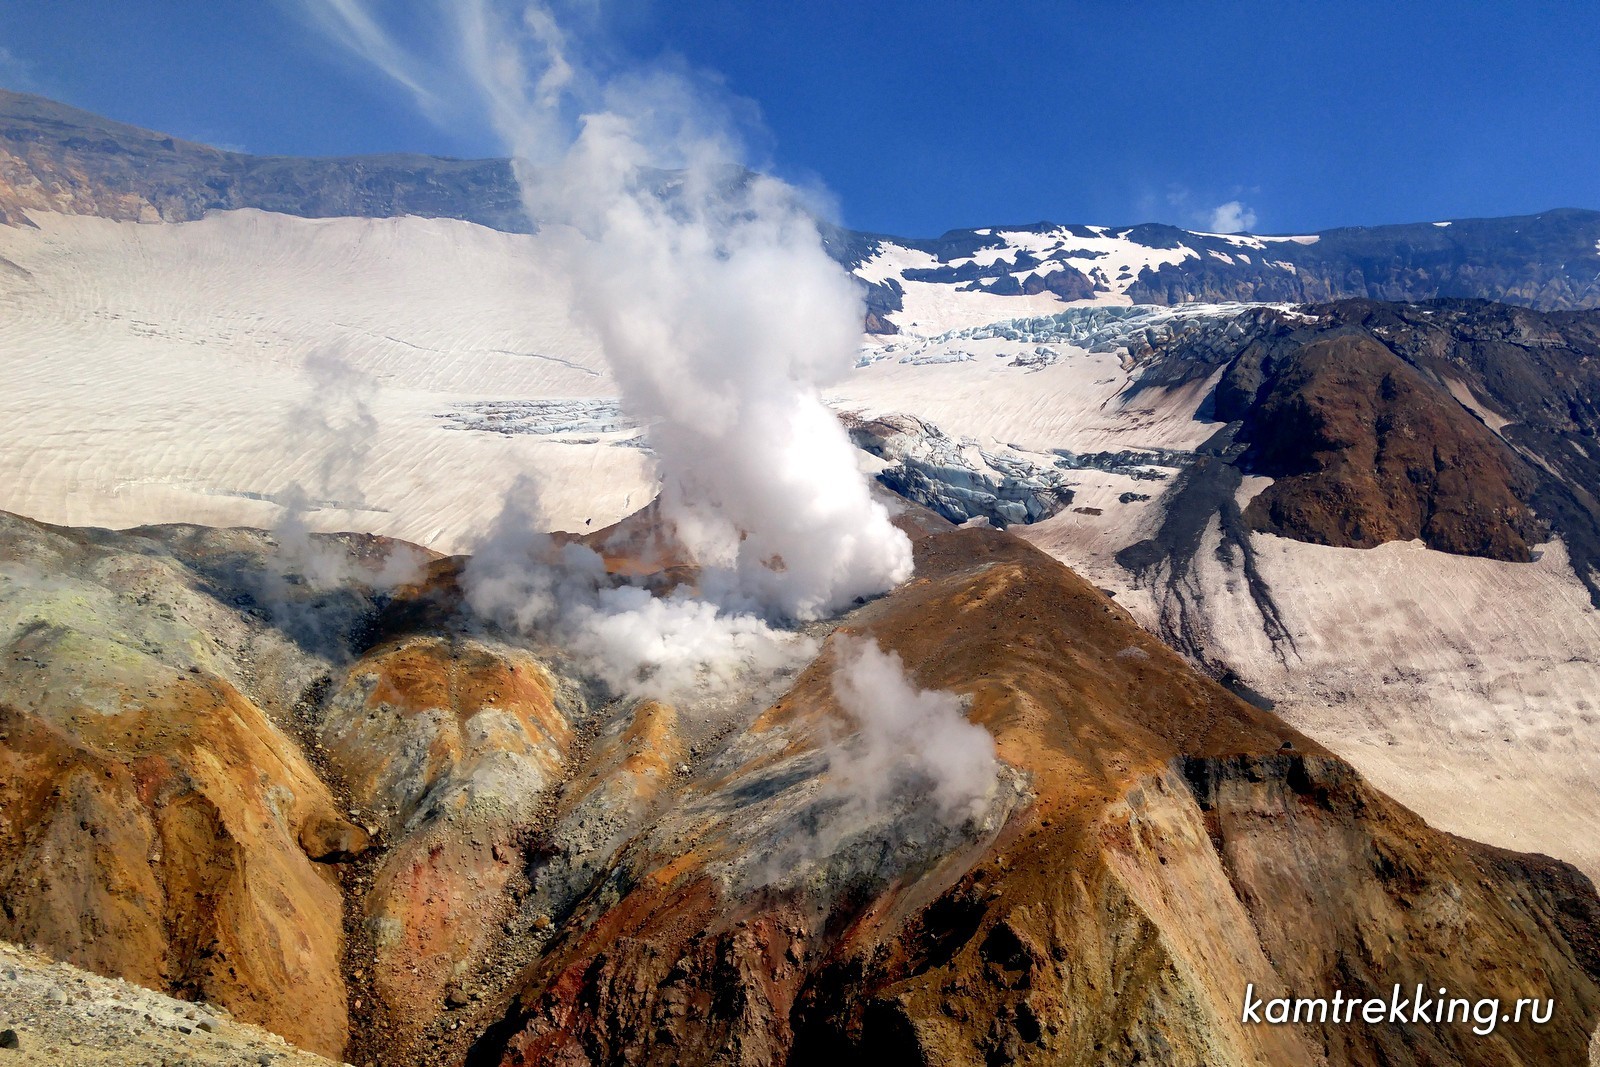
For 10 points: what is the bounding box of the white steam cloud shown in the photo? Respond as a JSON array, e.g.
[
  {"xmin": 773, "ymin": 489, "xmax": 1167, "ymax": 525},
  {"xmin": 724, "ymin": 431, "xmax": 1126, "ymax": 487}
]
[
  {"xmin": 450, "ymin": 0, "xmax": 914, "ymax": 704},
  {"xmin": 451, "ymin": 1, "xmax": 912, "ymax": 622},
  {"xmin": 306, "ymin": 3, "xmax": 922, "ymax": 728},
  {"xmin": 302, "ymin": 1, "xmax": 1003, "ymax": 848},
  {"xmin": 827, "ymin": 634, "xmax": 998, "ymax": 823},
  {"xmin": 1207, "ymin": 200, "xmax": 1258, "ymax": 233},
  {"xmin": 306, "ymin": 0, "xmax": 912, "ymax": 629},
  {"xmin": 464, "ymin": 477, "xmax": 815, "ymax": 701}
]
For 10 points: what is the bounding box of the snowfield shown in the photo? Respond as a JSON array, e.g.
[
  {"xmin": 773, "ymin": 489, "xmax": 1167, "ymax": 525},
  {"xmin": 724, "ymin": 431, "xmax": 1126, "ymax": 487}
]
[
  {"xmin": 0, "ymin": 210, "xmax": 649, "ymax": 550},
  {"xmin": 1, "ymin": 206, "xmax": 1597, "ymax": 880}
]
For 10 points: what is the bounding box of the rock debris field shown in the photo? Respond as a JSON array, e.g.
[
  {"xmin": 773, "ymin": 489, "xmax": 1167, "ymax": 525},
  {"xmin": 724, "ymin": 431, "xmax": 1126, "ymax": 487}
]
[{"xmin": 0, "ymin": 941, "xmax": 343, "ymax": 1067}]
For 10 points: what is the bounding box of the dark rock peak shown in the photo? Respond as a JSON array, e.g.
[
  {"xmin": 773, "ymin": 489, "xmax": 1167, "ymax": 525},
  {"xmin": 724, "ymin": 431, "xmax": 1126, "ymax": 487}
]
[
  {"xmin": 1130, "ymin": 298, "xmax": 1600, "ymax": 604},
  {"xmin": 1222, "ymin": 331, "xmax": 1545, "ymax": 560}
]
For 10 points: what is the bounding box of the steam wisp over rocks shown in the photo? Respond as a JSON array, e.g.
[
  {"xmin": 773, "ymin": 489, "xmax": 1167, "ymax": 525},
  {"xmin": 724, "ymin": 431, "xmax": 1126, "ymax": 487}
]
[
  {"xmin": 257, "ymin": 351, "xmax": 428, "ymax": 656},
  {"xmin": 463, "ymin": 479, "xmax": 818, "ymax": 703},
  {"xmin": 828, "ymin": 633, "xmax": 1000, "ymax": 822}
]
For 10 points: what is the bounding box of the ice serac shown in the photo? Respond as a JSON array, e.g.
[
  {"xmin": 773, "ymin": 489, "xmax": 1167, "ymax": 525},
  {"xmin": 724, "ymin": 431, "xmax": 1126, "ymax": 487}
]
[{"xmin": 845, "ymin": 412, "xmax": 1075, "ymax": 527}]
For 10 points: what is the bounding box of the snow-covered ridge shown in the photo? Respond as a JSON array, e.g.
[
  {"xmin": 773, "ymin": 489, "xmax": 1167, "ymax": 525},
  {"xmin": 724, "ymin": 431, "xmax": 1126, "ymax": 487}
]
[{"xmin": 851, "ymin": 223, "xmax": 1317, "ymax": 335}]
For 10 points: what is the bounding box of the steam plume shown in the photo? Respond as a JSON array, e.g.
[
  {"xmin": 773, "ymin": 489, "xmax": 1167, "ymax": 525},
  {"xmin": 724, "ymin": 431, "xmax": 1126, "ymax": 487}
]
[
  {"xmin": 464, "ymin": 477, "xmax": 815, "ymax": 701},
  {"xmin": 828, "ymin": 634, "xmax": 998, "ymax": 822},
  {"xmin": 307, "ymin": 2, "xmax": 915, "ymax": 689},
  {"xmin": 447, "ymin": 0, "xmax": 913, "ymax": 621},
  {"xmin": 305, "ymin": 1, "xmax": 1000, "ymax": 845}
]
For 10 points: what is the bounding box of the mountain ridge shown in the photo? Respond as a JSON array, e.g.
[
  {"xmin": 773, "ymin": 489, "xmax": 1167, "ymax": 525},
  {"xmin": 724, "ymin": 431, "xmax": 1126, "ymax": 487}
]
[
  {"xmin": 0, "ymin": 88, "xmax": 530, "ymax": 232},
  {"xmin": 6, "ymin": 89, "xmax": 1600, "ymax": 323}
]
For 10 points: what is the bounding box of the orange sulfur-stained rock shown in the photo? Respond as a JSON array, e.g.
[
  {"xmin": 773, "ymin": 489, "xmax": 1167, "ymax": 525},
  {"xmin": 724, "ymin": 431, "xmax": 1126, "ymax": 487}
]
[
  {"xmin": 0, "ymin": 511, "xmax": 425, "ymax": 1059},
  {"xmin": 0, "ymin": 605, "xmax": 355, "ymax": 1056},
  {"xmin": 467, "ymin": 513, "xmax": 1600, "ymax": 1067},
  {"xmin": 315, "ymin": 633, "xmax": 580, "ymax": 1061}
]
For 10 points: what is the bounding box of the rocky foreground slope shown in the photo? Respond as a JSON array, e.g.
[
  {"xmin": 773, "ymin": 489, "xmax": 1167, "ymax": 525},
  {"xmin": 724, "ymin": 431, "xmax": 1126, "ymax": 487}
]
[
  {"xmin": 0, "ymin": 503, "xmax": 1597, "ymax": 1066},
  {"xmin": 0, "ymin": 939, "xmax": 342, "ymax": 1066}
]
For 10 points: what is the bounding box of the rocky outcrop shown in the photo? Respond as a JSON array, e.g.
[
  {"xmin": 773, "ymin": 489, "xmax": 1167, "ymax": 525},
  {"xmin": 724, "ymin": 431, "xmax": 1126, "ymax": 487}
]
[
  {"xmin": 1021, "ymin": 264, "xmax": 1099, "ymax": 300},
  {"xmin": 1124, "ymin": 299, "xmax": 1600, "ymax": 603},
  {"xmin": 0, "ymin": 514, "xmax": 401, "ymax": 1057},
  {"xmin": 844, "ymin": 215, "xmax": 1600, "ymax": 319},
  {"xmin": 863, "ymin": 308, "xmax": 899, "ymax": 335},
  {"xmin": 0, "ymin": 938, "xmax": 342, "ymax": 1065},
  {"xmin": 317, "ymin": 633, "xmax": 580, "ymax": 1060},
  {"xmin": 1124, "ymin": 211, "xmax": 1600, "ymax": 312},
  {"xmin": 0, "ymin": 89, "xmax": 529, "ymax": 232},
  {"xmin": 1306, "ymin": 299, "xmax": 1600, "ymax": 595},
  {"xmin": 1219, "ymin": 332, "xmax": 1544, "ymax": 559}
]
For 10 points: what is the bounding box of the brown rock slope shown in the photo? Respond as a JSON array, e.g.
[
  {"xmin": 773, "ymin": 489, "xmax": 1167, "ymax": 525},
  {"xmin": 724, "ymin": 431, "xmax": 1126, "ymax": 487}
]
[
  {"xmin": 1127, "ymin": 299, "xmax": 1600, "ymax": 603},
  {"xmin": 461, "ymin": 511, "xmax": 1600, "ymax": 1067},
  {"xmin": 1304, "ymin": 299, "xmax": 1600, "ymax": 598},
  {"xmin": 1, "ymin": 504, "xmax": 1598, "ymax": 1065},
  {"xmin": 1215, "ymin": 330, "xmax": 1544, "ymax": 559}
]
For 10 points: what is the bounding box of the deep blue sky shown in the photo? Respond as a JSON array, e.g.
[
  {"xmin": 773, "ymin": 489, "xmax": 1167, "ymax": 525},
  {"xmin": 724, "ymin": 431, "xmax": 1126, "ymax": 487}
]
[{"xmin": 2, "ymin": 1, "xmax": 1597, "ymax": 237}]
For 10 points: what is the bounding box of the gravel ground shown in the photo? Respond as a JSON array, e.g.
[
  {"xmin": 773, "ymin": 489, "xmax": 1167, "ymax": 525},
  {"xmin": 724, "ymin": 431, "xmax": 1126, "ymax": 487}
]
[{"xmin": 0, "ymin": 941, "xmax": 344, "ymax": 1067}]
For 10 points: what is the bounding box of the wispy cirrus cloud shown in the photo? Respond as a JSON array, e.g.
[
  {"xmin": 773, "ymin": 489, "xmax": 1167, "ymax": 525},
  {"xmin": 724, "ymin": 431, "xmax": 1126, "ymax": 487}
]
[
  {"xmin": 294, "ymin": 0, "xmax": 447, "ymax": 120},
  {"xmin": 0, "ymin": 45, "xmax": 44, "ymax": 94}
]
